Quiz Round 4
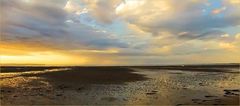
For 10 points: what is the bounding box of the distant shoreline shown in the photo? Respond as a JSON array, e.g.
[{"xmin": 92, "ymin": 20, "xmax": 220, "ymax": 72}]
[
  {"xmin": 1, "ymin": 63, "xmax": 239, "ymax": 67},
  {"xmin": 1, "ymin": 63, "xmax": 239, "ymax": 73}
]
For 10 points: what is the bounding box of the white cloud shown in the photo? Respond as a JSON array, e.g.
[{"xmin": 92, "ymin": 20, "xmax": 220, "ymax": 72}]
[
  {"xmin": 113, "ymin": 0, "xmax": 240, "ymax": 38},
  {"xmin": 1, "ymin": 0, "xmax": 240, "ymax": 64}
]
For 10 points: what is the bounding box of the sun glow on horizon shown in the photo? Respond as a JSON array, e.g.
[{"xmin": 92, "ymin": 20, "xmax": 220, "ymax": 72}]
[{"xmin": 0, "ymin": 52, "xmax": 89, "ymax": 66}]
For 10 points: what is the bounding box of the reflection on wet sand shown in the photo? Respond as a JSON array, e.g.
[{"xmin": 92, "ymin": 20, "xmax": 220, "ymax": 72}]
[{"xmin": 0, "ymin": 65, "xmax": 239, "ymax": 105}]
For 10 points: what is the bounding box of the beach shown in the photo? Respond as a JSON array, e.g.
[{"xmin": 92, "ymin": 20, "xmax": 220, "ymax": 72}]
[{"xmin": 0, "ymin": 65, "xmax": 239, "ymax": 105}]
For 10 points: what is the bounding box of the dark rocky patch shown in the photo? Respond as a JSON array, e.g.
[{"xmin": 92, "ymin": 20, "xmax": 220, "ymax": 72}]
[
  {"xmin": 146, "ymin": 92, "xmax": 156, "ymax": 95},
  {"xmin": 199, "ymin": 83, "xmax": 204, "ymax": 86},
  {"xmin": 101, "ymin": 97, "xmax": 117, "ymax": 102},
  {"xmin": 1, "ymin": 89, "xmax": 5, "ymax": 92},
  {"xmin": 57, "ymin": 84, "xmax": 69, "ymax": 90},
  {"xmin": 205, "ymin": 95, "xmax": 217, "ymax": 98},
  {"xmin": 56, "ymin": 94, "xmax": 63, "ymax": 96}
]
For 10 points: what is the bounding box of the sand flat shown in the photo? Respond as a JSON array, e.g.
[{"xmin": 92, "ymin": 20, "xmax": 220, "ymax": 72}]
[{"xmin": 0, "ymin": 65, "xmax": 239, "ymax": 105}]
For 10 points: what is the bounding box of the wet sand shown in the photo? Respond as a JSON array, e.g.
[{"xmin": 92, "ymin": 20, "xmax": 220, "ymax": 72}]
[{"xmin": 0, "ymin": 65, "xmax": 239, "ymax": 105}]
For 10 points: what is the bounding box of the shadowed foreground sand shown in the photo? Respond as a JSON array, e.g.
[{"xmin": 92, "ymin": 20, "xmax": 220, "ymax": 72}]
[{"xmin": 0, "ymin": 65, "xmax": 239, "ymax": 105}]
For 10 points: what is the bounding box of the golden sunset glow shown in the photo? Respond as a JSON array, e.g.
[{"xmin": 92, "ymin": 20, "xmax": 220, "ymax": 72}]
[
  {"xmin": 0, "ymin": 52, "xmax": 88, "ymax": 66},
  {"xmin": 1, "ymin": 1, "xmax": 240, "ymax": 106},
  {"xmin": 0, "ymin": 0, "xmax": 240, "ymax": 65}
]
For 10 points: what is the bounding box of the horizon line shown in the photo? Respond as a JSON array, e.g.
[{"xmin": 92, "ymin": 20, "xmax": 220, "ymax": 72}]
[{"xmin": 1, "ymin": 63, "xmax": 239, "ymax": 67}]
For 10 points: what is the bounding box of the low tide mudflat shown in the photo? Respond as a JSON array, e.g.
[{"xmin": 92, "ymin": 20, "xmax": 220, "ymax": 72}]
[{"xmin": 0, "ymin": 64, "xmax": 239, "ymax": 105}]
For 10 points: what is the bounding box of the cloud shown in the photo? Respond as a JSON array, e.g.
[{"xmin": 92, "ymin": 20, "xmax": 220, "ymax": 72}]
[
  {"xmin": 1, "ymin": 0, "xmax": 129, "ymax": 52},
  {"xmin": 212, "ymin": 6, "xmax": 226, "ymax": 14},
  {"xmin": 177, "ymin": 30, "xmax": 226, "ymax": 40},
  {"xmin": 1, "ymin": 0, "xmax": 240, "ymax": 65},
  {"xmin": 235, "ymin": 33, "xmax": 240, "ymax": 39},
  {"xmin": 65, "ymin": 22, "xmax": 129, "ymax": 49},
  {"xmin": 65, "ymin": 0, "xmax": 122, "ymax": 24},
  {"xmin": 116, "ymin": 0, "xmax": 240, "ymax": 38},
  {"xmin": 1, "ymin": 0, "xmax": 68, "ymax": 39},
  {"xmin": 219, "ymin": 42, "xmax": 236, "ymax": 50}
]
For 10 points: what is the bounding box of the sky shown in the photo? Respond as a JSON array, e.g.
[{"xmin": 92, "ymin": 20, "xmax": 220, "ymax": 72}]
[{"xmin": 0, "ymin": 0, "xmax": 240, "ymax": 66}]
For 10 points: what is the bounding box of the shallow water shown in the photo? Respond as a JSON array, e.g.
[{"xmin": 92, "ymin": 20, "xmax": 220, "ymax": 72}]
[
  {"xmin": 126, "ymin": 68, "xmax": 240, "ymax": 105},
  {"xmin": 0, "ymin": 67, "xmax": 239, "ymax": 105}
]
